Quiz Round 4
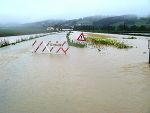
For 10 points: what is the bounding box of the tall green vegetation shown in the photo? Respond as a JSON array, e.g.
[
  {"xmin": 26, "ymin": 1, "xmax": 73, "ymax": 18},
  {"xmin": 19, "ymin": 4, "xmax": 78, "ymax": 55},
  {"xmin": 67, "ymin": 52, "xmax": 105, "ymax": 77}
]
[{"xmin": 86, "ymin": 37, "xmax": 132, "ymax": 49}]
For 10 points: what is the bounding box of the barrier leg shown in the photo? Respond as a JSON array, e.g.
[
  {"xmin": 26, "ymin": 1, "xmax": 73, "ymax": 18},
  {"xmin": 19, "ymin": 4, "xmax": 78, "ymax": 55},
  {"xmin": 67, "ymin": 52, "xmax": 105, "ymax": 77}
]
[
  {"xmin": 56, "ymin": 48, "xmax": 61, "ymax": 53},
  {"xmin": 34, "ymin": 41, "xmax": 43, "ymax": 53},
  {"xmin": 62, "ymin": 41, "xmax": 66, "ymax": 46},
  {"xmin": 32, "ymin": 40, "xmax": 37, "ymax": 46},
  {"xmin": 64, "ymin": 48, "xmax": 69, "ymax": 53},
  {"xmin": 42, "ymin": 42, "xmax": 49, "ymax": 52},
  {"xmin": 50, "ymin": 47, "xmax": 54, "ymax": 52}
]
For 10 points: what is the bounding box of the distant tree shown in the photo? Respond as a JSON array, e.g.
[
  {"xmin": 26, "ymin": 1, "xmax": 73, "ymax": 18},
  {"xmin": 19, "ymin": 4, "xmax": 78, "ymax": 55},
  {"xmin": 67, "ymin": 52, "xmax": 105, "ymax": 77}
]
[
  {"xmin": 130, "ymin": 25, "xmax": 138, "ymax": 31},
  {"xmin": 139, "ymin": 25, "xmax": 146, "ymax": 31},
  {"xmin": 117, "ymin": 25, "xmax": 124, "ymax": 31}
]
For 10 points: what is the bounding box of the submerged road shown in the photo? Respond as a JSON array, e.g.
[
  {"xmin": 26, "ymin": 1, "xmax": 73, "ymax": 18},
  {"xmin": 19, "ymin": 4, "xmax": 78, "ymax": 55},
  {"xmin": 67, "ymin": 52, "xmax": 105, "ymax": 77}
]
[{"xmin": 0, "ymin": 31, "xmax": 150, "ymax": 113}]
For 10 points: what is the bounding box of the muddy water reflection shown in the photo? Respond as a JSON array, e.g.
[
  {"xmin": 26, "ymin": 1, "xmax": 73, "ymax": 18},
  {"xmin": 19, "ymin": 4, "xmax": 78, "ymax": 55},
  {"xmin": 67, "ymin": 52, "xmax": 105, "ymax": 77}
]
[{"xmin": 0, "ymin": 32, "xmax": 150, "ymax": 113}]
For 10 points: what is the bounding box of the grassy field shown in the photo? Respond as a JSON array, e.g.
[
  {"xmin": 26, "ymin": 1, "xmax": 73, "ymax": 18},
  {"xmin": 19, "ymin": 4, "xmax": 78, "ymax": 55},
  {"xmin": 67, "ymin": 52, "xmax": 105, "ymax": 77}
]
[{"xmin": 0, "ymin": 26, "xmax": 48, "ymax": 37}]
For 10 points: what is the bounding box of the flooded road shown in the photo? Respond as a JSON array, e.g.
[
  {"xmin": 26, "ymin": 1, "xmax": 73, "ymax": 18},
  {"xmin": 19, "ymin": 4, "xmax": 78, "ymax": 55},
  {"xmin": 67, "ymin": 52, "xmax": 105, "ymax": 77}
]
[{"xmin": 0, "ymin": 31, "xmax": 150, "ymax": 113}]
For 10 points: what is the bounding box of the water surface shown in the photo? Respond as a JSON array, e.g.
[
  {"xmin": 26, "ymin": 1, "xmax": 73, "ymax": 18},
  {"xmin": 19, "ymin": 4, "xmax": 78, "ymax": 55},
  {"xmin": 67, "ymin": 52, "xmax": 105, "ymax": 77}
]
[{"xmin": 0, "ymin": 31, "xmax": 150, "ymax": 113}]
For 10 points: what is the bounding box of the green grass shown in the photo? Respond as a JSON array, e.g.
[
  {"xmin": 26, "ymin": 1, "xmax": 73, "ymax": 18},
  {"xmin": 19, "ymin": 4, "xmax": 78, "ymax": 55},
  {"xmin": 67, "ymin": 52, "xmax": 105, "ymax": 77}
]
[
  {"xmin": 66, "ymin": 32, "xmax": 86, "ymax": 48},
  {"xmin": 0, "ymin": 26, "xmax": 48, "ymax": 37},
  {"xmin": 86, "ymin": 37, "xmax": 132, "ymax": 49}
]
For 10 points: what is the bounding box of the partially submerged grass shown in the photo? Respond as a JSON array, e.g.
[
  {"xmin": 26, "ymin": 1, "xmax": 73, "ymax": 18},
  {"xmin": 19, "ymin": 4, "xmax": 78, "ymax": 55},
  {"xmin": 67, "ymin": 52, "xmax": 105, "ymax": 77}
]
[
  {"xmin": 123, "ymin": 36, "xmax": 137, "ymax": 39},
  {"xmin": 66, "ymin": 32, "xmax": 131, "ymax": 49},
  {"xmin": 68, "ymin": 40, "xmax": 87, "ymax": 48},
  {"xmin": 0, "ymin": 39, "xmax": 10, "ymax": 47},
  {"xmin": 0, "ymin": 33, "xmax": 50, "ymax": 48},
  {"xmin": 86, "ymin": 37, "xmax": 132, "ymax": 49},
  {"xmin": 66, "ymin": 32, "xmax": 86, "ymax": 48}
]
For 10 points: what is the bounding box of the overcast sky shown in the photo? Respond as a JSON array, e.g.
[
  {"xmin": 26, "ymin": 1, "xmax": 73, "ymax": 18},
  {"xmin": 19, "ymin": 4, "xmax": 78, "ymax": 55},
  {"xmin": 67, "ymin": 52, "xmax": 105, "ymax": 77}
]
[{"xmin": 0, "ymin": 0, "xmax": 150, "ymax": 23}]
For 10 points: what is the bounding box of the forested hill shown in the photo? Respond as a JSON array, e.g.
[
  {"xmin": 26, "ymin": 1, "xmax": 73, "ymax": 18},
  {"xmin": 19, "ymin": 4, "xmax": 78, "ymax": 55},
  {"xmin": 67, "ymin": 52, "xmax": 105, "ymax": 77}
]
[
  {"xmin": 73, "ymin": 15, "xmax": 150, "ymax": 33},
  {"xmin": 0, "ymin": 15, "xmax": 150, "ymax": 37}
]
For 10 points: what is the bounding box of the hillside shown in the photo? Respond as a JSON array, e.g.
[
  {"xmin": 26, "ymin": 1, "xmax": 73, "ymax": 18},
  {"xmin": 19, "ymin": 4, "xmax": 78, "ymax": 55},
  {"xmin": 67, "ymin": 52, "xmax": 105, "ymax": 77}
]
[
  {"xmin": 0, "ymin": 15, "xmax": 150, "ymax": 37},
  {"xmin": 73, "ymin": 15, "xmax": 150, "ymax": 33},
  {"xmin": 93, "ymin": 15, "xmax": 138, "ymax": 27}
]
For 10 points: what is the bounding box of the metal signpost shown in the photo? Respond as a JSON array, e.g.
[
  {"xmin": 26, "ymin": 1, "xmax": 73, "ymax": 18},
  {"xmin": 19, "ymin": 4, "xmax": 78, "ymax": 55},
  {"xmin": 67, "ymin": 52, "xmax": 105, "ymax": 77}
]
[{"xmin": 148, "ymin": 40, "xmax": 150, "ymax": 64}]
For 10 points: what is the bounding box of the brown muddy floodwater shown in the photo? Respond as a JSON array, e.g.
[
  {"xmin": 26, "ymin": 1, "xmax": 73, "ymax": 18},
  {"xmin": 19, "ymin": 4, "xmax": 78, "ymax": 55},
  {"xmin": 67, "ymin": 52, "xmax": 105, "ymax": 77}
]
[{"xmin": 0, "ymin": 31, "xmax": 150, "ymax": 113}]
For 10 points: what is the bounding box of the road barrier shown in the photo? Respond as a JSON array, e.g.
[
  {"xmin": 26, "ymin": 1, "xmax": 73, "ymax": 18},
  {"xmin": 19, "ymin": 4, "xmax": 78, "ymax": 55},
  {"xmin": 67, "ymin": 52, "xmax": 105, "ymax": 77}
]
[{"xmin": 32, "ymin": 40, "xmax": 69, "ymax": 54}]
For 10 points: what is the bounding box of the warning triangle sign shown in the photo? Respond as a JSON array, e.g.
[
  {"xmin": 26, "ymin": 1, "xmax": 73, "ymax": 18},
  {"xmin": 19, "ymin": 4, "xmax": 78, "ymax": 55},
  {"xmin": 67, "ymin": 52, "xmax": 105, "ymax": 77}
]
[{"xmin": 77, "ymin": 33, "xmax": 86, "ymax": 41}]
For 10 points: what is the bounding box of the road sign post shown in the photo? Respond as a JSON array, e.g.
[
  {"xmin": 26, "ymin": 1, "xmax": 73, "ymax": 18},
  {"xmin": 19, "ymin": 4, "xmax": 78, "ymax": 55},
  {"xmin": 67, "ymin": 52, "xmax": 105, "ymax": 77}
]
[{"xmin": 148, "ymin": 40, "xmax": 150, "ymax": 64}]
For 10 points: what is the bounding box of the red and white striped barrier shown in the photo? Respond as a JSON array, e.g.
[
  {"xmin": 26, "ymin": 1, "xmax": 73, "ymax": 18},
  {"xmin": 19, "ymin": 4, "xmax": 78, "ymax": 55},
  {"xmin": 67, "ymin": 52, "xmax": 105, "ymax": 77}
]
[
  {"xmin": 32, "ymin": 40, "xmax": 69, "ymax": 54},
  {"xmin": 56, "ymin": 47, "xmax": 69, "ymax": 55}
]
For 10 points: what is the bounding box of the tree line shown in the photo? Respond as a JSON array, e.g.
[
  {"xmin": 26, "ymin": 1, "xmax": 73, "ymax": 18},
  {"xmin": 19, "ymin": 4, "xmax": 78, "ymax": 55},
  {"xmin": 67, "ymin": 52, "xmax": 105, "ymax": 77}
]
[{"xmin": 73, "ymin": 24, "xmax": 150, "ymax": 33}]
